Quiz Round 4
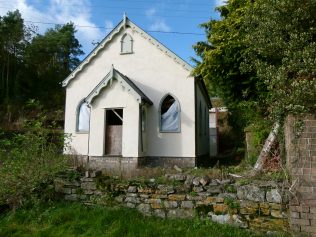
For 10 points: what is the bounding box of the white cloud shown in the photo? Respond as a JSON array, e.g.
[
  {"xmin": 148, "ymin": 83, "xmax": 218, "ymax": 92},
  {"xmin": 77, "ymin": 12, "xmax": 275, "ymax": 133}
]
[
  {"xmin": 145, "ymin": 8, "xmax": 156, "ymax": 17},
  {"xmin": 0, "ymin": 0, "xmax": 106, "ymax": 55},
  {"xmin": 47, "ymin": 0, "xmax": 104, "ymax": 54},
  {"xmin": 215, "ymin": 0, "xmax": 226, "ymax": 7},
  {"xmin": 145, "ymin": 6, "xmax": 171, "ymax": 32},
  {"xmin": 105, "ymin": 20, "xmax": 114, "ymax": 34},
  {"xmin": 149, "ymin": 19, "xmax": 171, "ymax": 32}
]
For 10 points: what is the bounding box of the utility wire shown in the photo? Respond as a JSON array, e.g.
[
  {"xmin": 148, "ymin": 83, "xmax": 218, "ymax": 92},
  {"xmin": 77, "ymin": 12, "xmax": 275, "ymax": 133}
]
[
  {"xmin": 0, "ymin": 6, "xmax": 211, "ymax": 20},
  {"xmin": 24, "ymin": 20, "xmax": 205, "ymax": 35},
  {"xmin": 1, "ymin": 0, "xmax": 219, "ymax": 8}
]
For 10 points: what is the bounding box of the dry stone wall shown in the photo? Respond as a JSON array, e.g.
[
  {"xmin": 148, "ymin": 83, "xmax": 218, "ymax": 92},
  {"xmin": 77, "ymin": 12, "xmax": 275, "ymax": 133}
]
[{"xmin": 54, "ymin": 170, "xmax": 289, "ymax": 233}]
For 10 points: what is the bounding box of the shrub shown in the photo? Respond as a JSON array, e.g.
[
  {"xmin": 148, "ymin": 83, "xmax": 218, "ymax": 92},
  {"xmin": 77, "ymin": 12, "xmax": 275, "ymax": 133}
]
[{"xmin": 0, "ymin": 113, "xmax": 67, "ymax": 209}]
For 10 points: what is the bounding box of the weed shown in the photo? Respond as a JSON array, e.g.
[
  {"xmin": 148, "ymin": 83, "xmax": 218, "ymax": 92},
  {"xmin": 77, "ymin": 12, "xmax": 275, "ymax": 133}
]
[
  {"xmin": 224, "ymin": 185, "xmax": 237, "ymax": 193},
  {"xmin": 0, "ymin": 114, "xmax": 67, "ymax": 209},
  {"xmin": 224, "ymin": 197, "xmax": 240, "ymax": 212},
  {"xmin": 189, "ymin": 191, "xmax": 198, "ymax": 197},
  {"xmin": 195, "ymin": 205, "xmax": 213, "ymax": 217}
]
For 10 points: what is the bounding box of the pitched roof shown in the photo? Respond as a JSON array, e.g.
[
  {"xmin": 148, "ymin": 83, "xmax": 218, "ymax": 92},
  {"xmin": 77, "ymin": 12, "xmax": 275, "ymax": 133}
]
[
  {"xmin": 62, "ymin": 15, "xmax": 193, "ymax": 87},
  {"xmin": 85, "ymin": 66, "xmax": 153, "ymax": 105}
]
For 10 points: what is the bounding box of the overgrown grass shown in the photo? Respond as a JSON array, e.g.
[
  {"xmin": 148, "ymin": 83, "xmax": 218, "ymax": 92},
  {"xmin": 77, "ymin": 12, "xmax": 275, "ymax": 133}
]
[{"xmin": 0, "ymin": 202, "xmax": 265, "ymax": 237}]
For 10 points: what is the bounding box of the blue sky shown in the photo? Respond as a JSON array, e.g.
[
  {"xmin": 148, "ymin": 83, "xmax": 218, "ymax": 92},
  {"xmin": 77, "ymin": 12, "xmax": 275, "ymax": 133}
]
[{"xmin": 0, "ymin": 0, "xmax": 224, "ymax": 65}]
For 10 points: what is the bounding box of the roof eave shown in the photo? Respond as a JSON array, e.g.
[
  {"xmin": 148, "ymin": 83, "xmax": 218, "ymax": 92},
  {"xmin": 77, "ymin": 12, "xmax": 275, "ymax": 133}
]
[{"xmin": 62, "ymin": 19, "xmax": 125, "ymax": 87}]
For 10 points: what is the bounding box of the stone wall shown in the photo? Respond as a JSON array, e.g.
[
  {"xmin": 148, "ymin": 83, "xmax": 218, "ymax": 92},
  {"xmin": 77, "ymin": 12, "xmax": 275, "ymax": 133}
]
[
  {"xmin": 77, "ymin": 156, "xmax": 196, "ymax": 179},
  {"xmin": 54, "ymin": 171, "xmax": 289, "ymax": 233},
  {"xmin": 285, "ymin": 114, "xmax": 316, "ymax": 236}
]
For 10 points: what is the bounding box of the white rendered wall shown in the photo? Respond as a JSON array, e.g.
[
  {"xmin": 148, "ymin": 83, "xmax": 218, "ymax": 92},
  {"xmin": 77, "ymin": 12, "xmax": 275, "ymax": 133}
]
[
  {"xmin": 88, "ymin": 80, "xmax": 140, "ymax": 157},
  {"xmin": 64, "ymin": 26, "xmax": 196, "ymax": 158}
]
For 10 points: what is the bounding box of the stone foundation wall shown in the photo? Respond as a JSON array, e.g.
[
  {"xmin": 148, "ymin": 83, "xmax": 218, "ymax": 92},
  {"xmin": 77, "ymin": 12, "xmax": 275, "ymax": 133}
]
[
  {"xmin": 88, "ymin": 156, "xmax": 139, "ymax": 177},
  {"xmin": 54, "ymin": 171, "xmax": 289, "ymax": 233},
  {"xmin": 74, "ymin": 156, "xmax": 196, "ymax": 178},
  {"xmin": 139, "ymin": 156, "xmax": 196, "ymax": 168},
  {"xmin": 285, "ymin": 114, "xmax": 316, "ymax": 236}
]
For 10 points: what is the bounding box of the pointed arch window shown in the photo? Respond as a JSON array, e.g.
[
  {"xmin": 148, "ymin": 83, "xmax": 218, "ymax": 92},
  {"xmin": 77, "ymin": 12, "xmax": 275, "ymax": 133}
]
[
  {"xmin": 77, "ymin": 101, "xmax": 90, "ymax": 133},
  {"xmin": 159, "ymin": 94, "xmax": 181, "ymax": 132},
  {"xmin": 121, "ymin": 33, "xmax": 133, "ymax": 54}
]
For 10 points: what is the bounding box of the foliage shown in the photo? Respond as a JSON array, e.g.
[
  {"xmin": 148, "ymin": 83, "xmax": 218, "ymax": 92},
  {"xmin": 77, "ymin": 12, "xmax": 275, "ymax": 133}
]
[
  {"xmin": 242, "ymin": 0, "xmax": 316, "ymax": 120},
  {"xmin": 244, "ymin": 120, "xmax": 271, "ymax": 165},
  {"xmin": 195, "ymin": 0, "xmax": 316, "ymax": 156},
  {"xmin": 0, "ymin": 111, "xmax": 67, "ymax": 208},
  {"xmin": 193, "ymin": 0, "xmax": 266, "ymax": 134},
  {"xmin": 0, "ymin": 201, "xmax": 266, "ymax": 237},
  {"xmin": 24, "ymin": 23, "xmax": 83, "ymax": 108},
  {"xmin": 0, "ymin": 10, "xmax": 83, "ymax": 123},
  {"xmin": 0, "ymin": 10, "xmax": 28, "ymax": 103},
  {"xmin": 224, "ymin": 197, "xmax": 240, "ymax": 212}
]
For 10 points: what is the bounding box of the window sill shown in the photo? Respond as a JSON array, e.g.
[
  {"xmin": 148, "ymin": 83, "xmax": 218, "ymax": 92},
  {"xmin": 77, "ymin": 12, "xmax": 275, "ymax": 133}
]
[
  {"xmin": 159, "ymin": 130, "xmax": 181, "ymax": 133},
  {"xmin": 76, "ymin": 131, "xmax": 89, "ymax": 134},
  {"xmin": 120, "ymin": 51, "xmax": 134, "ymax": 55}
]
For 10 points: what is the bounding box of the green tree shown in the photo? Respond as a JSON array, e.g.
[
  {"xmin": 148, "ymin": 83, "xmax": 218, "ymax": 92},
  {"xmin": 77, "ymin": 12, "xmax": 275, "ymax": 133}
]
[
  {"xmin": 0, "ymin": 10, "xmax": 26, "ymax": 103},
  {"xmin": 193, "ymin": 0, "xmax": 261, "ymax": 103},
  {"xmin": 0, "ymin": 10, "xmax": 83, "ymax": 120},
  {"xmin": 193, "ymin": 0, "xmax": 266, "ymax": 138},
  {"xmin": 242, "ymin": 0, "xmax": 316, "ymax": 120},
  {"xmin": 25, "ymin": 23, "xmax": 83, "ymax": 108}
]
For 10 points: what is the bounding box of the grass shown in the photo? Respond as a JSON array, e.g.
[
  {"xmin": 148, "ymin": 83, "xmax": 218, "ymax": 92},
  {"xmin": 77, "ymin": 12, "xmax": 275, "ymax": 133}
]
[{"xmin": 0, "ymin": 202, "xmax": 265, "ymax": 237}]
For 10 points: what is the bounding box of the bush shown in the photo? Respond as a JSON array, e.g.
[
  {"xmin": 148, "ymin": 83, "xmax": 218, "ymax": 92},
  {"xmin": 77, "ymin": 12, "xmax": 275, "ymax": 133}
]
[
  {"xmin": 0, "ymin": 114, "xmax": 67, "ymax": 209},
  {"xmin": 244, "ymin": 121, "xmax": 271, "ymax": 166}
]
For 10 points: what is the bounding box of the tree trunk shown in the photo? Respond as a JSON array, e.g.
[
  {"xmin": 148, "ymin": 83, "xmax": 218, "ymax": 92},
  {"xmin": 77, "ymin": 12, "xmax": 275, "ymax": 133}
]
[
  {"xmin": 6, "ymin": 53, "xmax": 10, "ymax": 100},
  {"xmin": 253, "ymin": 122, "xmax": 280, "ymax": 172},
  {"xmin": 1, "ymin": 61, "xmax": 5, "ymax": 99}
]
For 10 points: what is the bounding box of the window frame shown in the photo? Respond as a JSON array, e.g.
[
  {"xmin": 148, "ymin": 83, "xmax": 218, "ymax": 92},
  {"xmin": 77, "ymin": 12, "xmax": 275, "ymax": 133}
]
[
  {"xmin": 141, "ymin": 106, "xmax": 147, "ymax": 132},
  {"xmin": 158, "ymin": 93, "xmax": 181, "ymax": 133},
  {"xmin": 76, "ymin": 100, "xmax": 91, "ymax": 134},
  {"xmin": 120, "ymin": 33, "xmax": 134, "ymax": 54}
]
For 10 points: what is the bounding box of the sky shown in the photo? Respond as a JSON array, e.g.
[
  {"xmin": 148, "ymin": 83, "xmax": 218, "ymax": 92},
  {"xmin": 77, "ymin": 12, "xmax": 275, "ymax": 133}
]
[{"xmin": 0, "ymin": 0, "xmax": 225, "ymax": 65}]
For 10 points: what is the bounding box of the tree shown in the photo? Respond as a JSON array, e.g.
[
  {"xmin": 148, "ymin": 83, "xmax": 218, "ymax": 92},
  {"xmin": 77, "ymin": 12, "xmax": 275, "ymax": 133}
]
[
  {"xmin": 193, "ymin": 0, "xmax": 266, "ymax": 138},
  {"xmin": 194, "ymin": 0, "xmax": 260, "ymax": 103},
  {"xmin": 0, "ymin": 10, "xmax": 26, "ymax": 103},
  {"xmin": 0, "ymin": 10, "xmax": 83, "ymax": 125},
  {"xmin": 242, "ymin": 0, "xmax": 316, "ymax": 120},
  {"xmin": 24, "ymin": 23, "xmax": 83, "ymax": 108}
]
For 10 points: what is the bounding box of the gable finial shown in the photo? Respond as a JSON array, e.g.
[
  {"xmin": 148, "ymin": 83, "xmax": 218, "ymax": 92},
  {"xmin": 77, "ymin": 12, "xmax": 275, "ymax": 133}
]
[{"xmin": 123, "ymin": 12, "xmax": 127, "ymax": 28}]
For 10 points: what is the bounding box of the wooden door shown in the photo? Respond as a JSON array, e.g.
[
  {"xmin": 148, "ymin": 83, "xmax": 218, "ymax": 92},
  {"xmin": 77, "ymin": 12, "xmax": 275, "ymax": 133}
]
[
  {"xmin": 105, "ymin": 109, "xmax": 123, "ymax": 155},
  {"xmin": 105, "ymin": 125, "xmax": 122, "ymax": 155}
]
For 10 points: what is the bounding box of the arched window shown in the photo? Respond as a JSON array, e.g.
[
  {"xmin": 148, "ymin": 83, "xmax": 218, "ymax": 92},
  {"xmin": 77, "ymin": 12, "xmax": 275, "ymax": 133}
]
[
  {"xmin": 160, "ymin": 94, "xmax": 180, "ymax": 132},
  {"xmin": 121, "ymin": 33, "xmax": 133, "ymax": 54},
  {"xmin": 77, "ymin": 101, "xmax": 90, "ymax": 132}
]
